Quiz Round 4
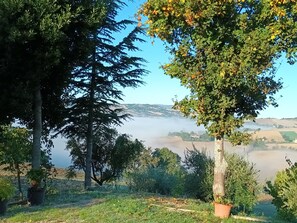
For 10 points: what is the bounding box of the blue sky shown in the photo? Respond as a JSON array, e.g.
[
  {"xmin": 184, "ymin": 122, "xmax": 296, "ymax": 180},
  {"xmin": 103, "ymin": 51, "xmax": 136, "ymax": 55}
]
[{"xmin": 119, "ymin": 0, "xmax": 297, "ymax": 119}]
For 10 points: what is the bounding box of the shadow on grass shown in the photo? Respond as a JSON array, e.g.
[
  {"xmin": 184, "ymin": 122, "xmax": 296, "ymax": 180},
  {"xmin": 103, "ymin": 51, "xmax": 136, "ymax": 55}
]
[{"xmin": 0, "ymin": 178, "xmax": 122, "ymax": 220}]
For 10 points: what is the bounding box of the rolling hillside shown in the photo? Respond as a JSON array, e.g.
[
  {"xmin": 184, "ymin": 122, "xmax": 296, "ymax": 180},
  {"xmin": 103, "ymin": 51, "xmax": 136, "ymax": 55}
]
[{"xmin": 122, "ymin": 103, "xmax": 297, "ymax": 128}]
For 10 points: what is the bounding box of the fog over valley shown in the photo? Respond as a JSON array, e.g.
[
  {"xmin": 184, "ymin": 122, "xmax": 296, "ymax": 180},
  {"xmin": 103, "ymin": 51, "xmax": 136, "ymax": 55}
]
[{"xmin": 51, "ymin": 104, "xmax": 297, "ymax": 183}]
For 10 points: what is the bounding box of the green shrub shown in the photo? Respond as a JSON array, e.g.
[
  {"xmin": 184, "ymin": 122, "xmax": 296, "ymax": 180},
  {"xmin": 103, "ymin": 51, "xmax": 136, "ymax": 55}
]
[
  {"xmin": 225, "ymin": 154, "xmax": 259, "ymax": 214},
  {"xmin": 26, "ymin": 168, "xmax": 48, "ymax": 188},
  {"xmin": 147, "ymin": 167, "xmax": 177, "ymax": 195},
  {"xmin": 127, "ymin": 147, "xmax": 185, "ymax": 196},
  {"xmin": 127, "ymin": 168, "xmax": 158, "ymax": 193},
  {"xmin": 128, "ymin": 166, "xmax": 181, "ymax": 195},
  {"xmin": 184, "ymin": 150, "xmax": 259, "ymax": 214},
  {"xmin": 0, "ymin": 177, "xmax": 15, "ymax": 201},
  {"xmin": 183, "ymin": 149, "xmax": 214, "ymax": 201},
  {"xmin": 265, "ymin": 162, "xmax": 297, "ymax": 222}
]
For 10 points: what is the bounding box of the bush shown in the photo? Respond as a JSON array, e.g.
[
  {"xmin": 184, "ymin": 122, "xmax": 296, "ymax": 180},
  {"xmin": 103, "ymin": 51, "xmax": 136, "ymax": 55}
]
[
  {"xmin": 225, "ymin": 154, "xmax": 259, "ymax": 214},
  {"xmin": 27, "ymin": 168, "xmax": 48, "ymax": 188},
  {"xmin": 265, "ymin": 162, "xmax": 297, "ymax": 222},
  {"xmin": 127, "ymin": 169, "xmax": 156, "ymax": 193},
  {"xmin": 184, "ymin": 150, "xmax": 259, "ymax": 214},
  {"xmin": 183, "ymin": 149, "xmax": 214, "ymax": 201},
  {"xmin": 0, "ymin": 178, "xmax": 15, "ymax": 201},
  {"xmin": 127, "ymin": 147, "xmax": 185, "ymax": 196},
  {"xmin": 128, "ymin": 167, "xmax": 179, "ymax": 195}
]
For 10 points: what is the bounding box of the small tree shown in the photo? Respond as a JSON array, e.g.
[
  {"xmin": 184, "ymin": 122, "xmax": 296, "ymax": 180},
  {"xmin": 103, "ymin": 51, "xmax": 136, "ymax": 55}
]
[
  {"xmin": 0, "ymin": 125, "xmax": 32, "ymax": 199},
  {"xmin": 67, "ymin": 130, "xmax": 144, "ymax": 186}
]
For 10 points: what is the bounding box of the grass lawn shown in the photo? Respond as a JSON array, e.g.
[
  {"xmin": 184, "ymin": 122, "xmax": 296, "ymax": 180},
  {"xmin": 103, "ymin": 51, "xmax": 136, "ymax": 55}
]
[
  {"xmin": 0, "ymin": 177, "xmax": 281, "ymax": 223},
  {"xmin": 0, "ymin": 170, "xmax": 286, "ymax": 223}
]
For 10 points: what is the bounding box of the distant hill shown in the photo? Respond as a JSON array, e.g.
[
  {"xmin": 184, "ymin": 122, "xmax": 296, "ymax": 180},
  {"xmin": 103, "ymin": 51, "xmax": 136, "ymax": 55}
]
[
  {"xmin": 122, "ymin": 104, "xmax": 182, "ymax": 118},
  {"xmin": 255, "ymin": 118, "xmax": 297, "ymax": 128},
  {"xmin": 122, "ymin": 104, "xmax": 297, "ymax": 128}
]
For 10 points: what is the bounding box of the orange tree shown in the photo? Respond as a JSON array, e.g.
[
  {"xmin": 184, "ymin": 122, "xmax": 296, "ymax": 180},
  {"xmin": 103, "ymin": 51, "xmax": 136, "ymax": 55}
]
[{"xmin": 139, "ymin": 0, "xmax": 297, "ymax": 200}]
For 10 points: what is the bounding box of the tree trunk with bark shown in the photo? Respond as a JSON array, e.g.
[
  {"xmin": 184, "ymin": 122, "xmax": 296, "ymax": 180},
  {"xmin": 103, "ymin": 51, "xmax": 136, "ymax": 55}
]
[
  {"xmin": 85, "ymin": 110, "xmax": 93, "ymax": 189},
  {"xmin": 84, "ymin": 49, "xmax": 96, "ymax": 189},
  {"xmin": 32, "ymin": 85, "xmax": 42, "ymax": 169},
  {"xmin": 213, "ymin": 137, "xmax": 228, "ymax": 198}
]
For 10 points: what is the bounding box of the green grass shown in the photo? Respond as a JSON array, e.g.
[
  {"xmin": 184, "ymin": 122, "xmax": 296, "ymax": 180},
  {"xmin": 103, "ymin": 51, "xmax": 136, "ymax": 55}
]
[
  {"xmin": 0, "ymin": 182, "xmax": 265, "ymax": 223},
  {"xmin": 0, "ymin": 177, "xmax": 283, "ymax": 223}
]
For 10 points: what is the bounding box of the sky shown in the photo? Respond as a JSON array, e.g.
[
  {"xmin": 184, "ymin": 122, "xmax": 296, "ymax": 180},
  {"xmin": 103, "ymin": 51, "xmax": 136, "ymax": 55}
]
[{"xmin": 118, "ymin": 0, "xmax": 297, "ymax": 119}]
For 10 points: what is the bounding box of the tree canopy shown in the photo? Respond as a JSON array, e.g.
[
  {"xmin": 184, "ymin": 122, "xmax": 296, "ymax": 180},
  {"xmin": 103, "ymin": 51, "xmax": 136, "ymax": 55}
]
[
  {"xmin": 138, "ymin": 0, "xmax": 294, "ymax": 140},
  {"xmin": 0, "ymin": 0, "xmax": 100, "ymax": 125},
  {"xmin": 139, "ymin": 0, "xmax": 297, "ymax": 198},
  {"xmin": 0, "ymin": 0, "xmax": 107, "ymax": 169}
]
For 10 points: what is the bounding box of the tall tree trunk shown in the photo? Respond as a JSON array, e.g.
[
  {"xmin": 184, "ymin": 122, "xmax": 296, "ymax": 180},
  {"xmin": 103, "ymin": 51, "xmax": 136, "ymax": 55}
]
[
  {"xmin": 32, "ymin": 85, "xmax": 42, "ymax": 169},
  {"xmin": 84, "ymin": 49, "xmax": 96, "ymax": 189},
  {"xmin": 85, "ymin": 110, "xmax": 93, "ymax": 189},
  {"xmin": 16, "ymin": 163, "xmax": 23, "ymax": 200},
  {"xmin": 213, "ymin": 137, "xmax": 228, "ymax": 198}
]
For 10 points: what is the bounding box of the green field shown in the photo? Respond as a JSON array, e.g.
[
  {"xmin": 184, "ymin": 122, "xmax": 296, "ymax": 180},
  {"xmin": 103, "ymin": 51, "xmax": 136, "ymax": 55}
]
[{"xmin": 280, "ymin": 131, "xmax": 297, "ymax": 142}]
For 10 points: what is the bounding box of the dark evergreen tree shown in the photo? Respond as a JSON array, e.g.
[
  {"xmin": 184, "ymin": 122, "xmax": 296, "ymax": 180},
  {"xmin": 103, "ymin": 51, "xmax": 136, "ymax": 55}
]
[
  {"xmin": 60, "ymin": 0, "xmax": 147, "ymax": 188},
  {"xmin": 0, "ymin": 0, "xmax": 107, "ymax": 169}
]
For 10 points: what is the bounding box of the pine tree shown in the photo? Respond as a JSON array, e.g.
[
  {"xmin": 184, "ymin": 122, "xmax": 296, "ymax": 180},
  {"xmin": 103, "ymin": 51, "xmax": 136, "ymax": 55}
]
[{"xmin": 60, "ymin": 0, "xmax": 147, "ymax": 188}]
